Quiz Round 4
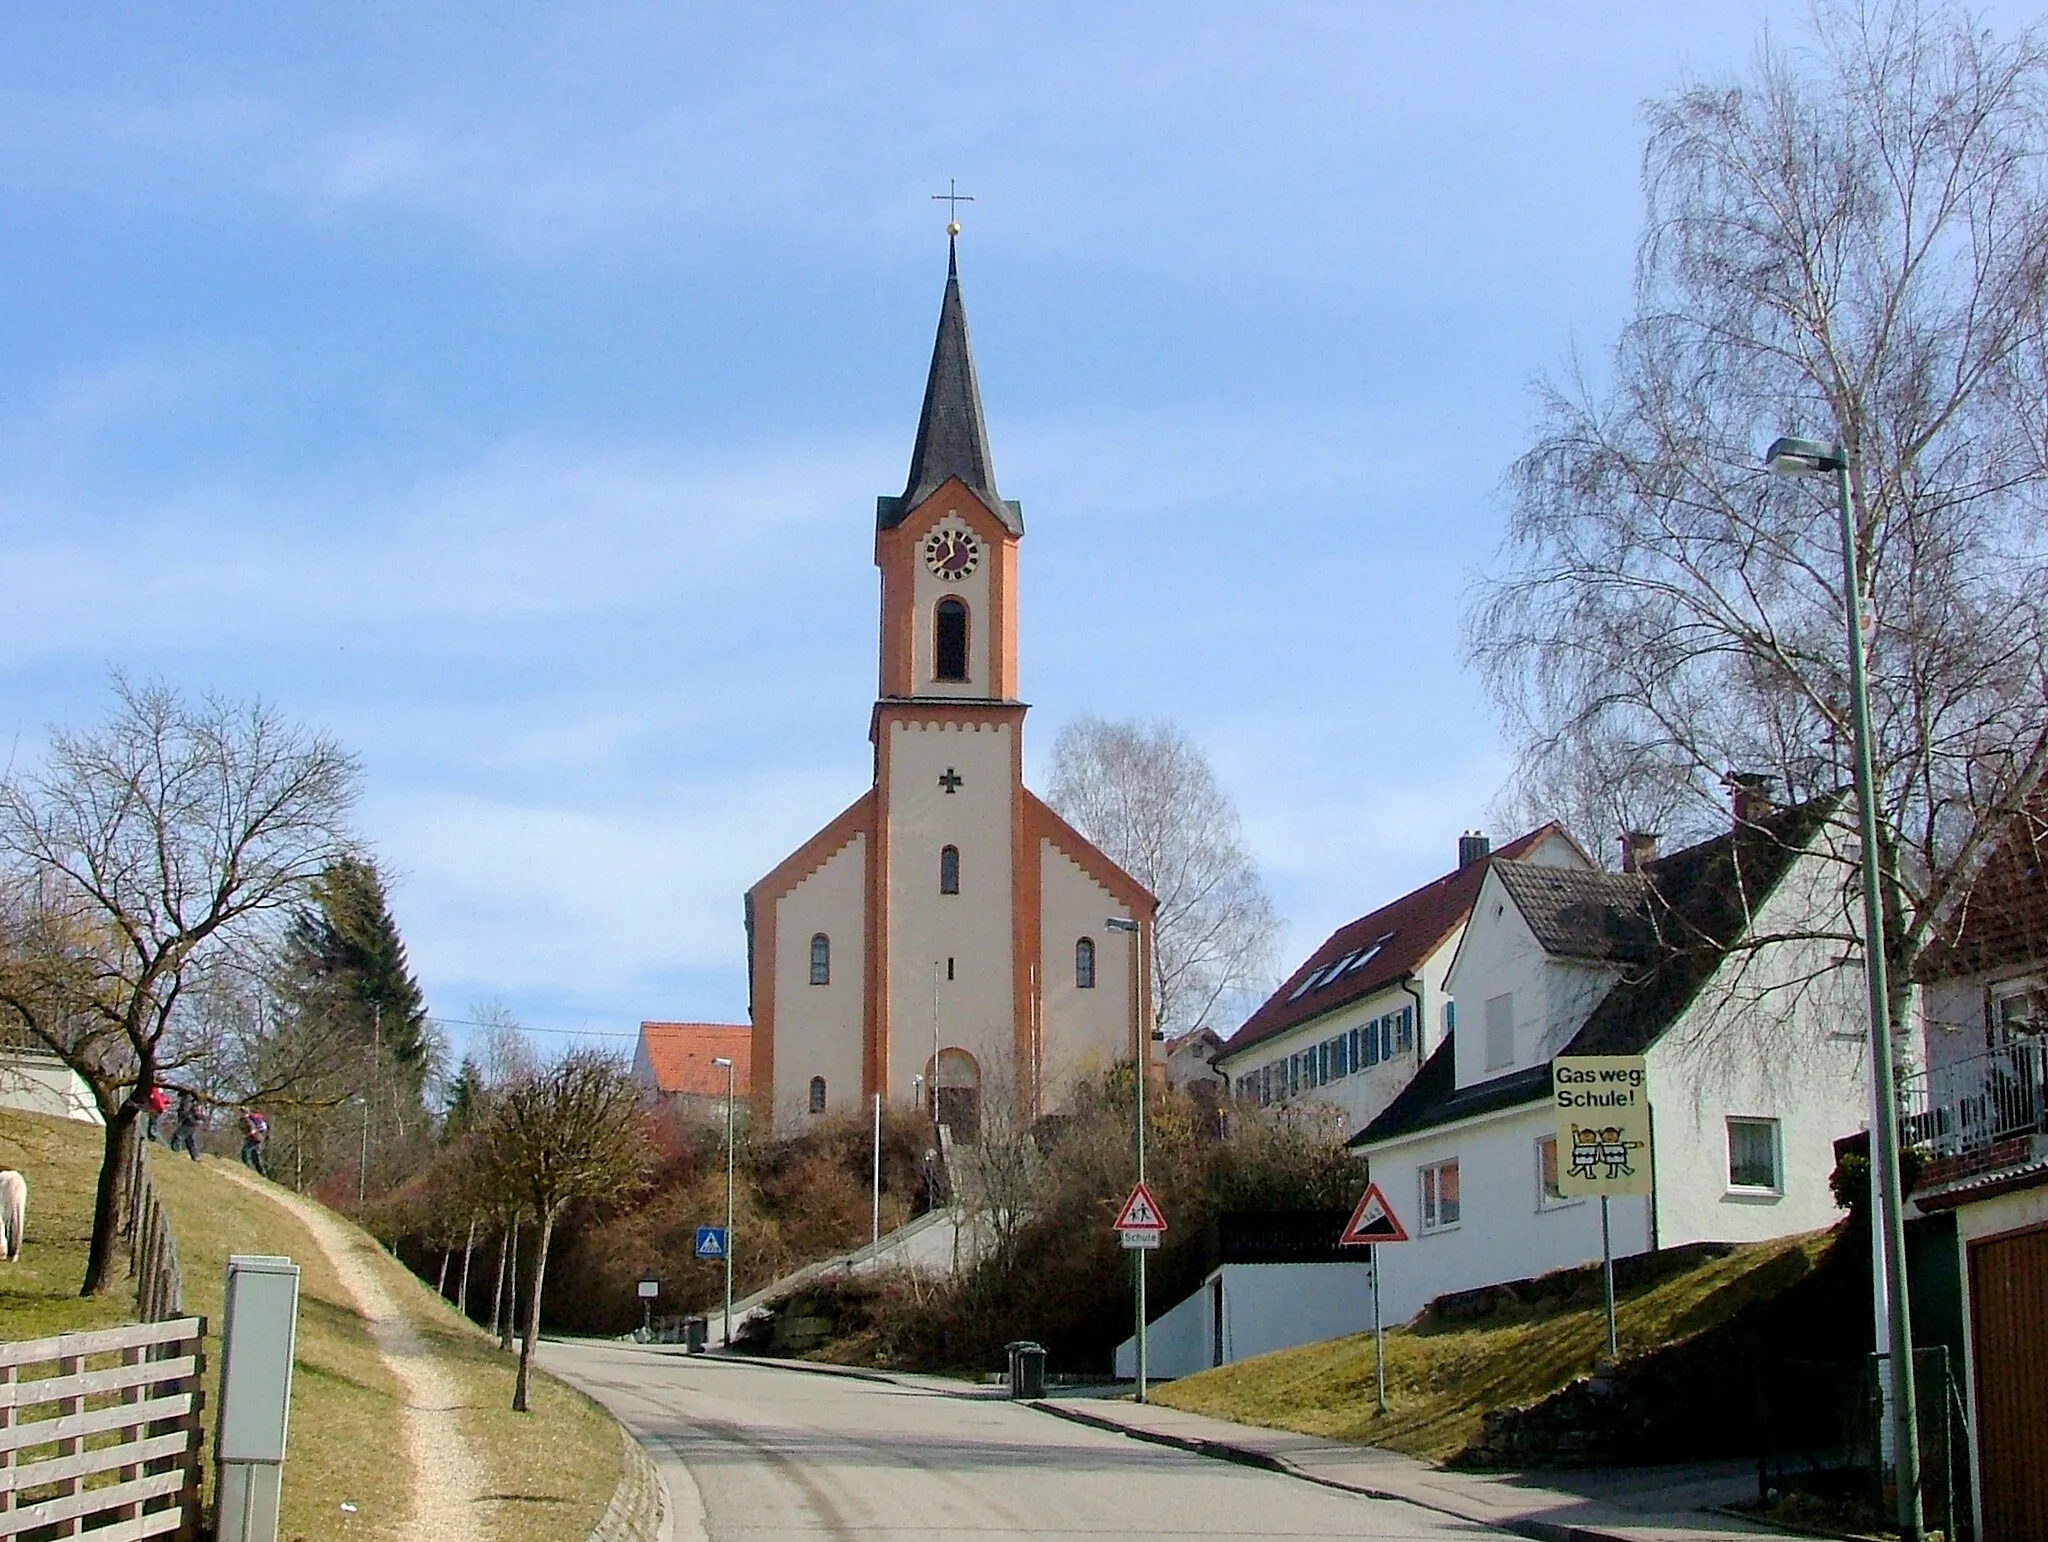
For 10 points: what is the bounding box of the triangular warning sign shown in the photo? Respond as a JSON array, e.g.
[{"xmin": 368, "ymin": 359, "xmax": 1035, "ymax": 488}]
[
  {"xmin": 1339, "ymin": 1182, "xmax": 1408, "ymax": 1245},
  {"xmin": 1112, "ymin": 1182, "xmax": 1167, "ymax": 1233}
]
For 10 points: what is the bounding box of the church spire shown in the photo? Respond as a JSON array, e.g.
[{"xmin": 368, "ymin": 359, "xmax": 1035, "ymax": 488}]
[{"xmin": 880, "ymin": 237, "xmax": 1022, "ymax": 535}]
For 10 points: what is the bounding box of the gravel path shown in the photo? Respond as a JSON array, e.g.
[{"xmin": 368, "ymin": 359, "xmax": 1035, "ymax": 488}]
[{"xmin": 218, "ymin": 1165, "xmax": 486, "ymax": 1542}]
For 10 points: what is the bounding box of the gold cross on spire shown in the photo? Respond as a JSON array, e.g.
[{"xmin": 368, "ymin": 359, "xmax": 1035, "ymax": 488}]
[{"xmin": 931, "ymin": 178, "xmax": 976, "ymax": 237}]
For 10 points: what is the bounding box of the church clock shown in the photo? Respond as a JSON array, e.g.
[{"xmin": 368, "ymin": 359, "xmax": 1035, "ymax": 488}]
[{"xmin": 923, "ymin": 528, "xmax": 979, "ymax": 581}]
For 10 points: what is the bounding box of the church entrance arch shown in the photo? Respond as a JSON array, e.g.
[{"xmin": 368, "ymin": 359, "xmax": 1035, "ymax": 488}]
[{"xmin": 925, "ymin": 1047, "xmax": 982, "ymax": 1143}]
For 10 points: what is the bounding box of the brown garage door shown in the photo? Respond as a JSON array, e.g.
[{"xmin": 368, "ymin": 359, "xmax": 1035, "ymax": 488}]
[{"xmin": 1971, "ymin": 1223, "xmax": 2048, "ymax": 1542}]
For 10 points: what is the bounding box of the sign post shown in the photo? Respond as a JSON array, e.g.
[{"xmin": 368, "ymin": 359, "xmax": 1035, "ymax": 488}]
[
  {"xmin": 1338, "ymin": 1183, "xmax": 1408, "ymax": 1412},
  {"xmin": 1113, "ymin": 1182, "xmax": 1167, "ymax": 1400},
  {"xmin": 637, "ymin": 1278, "xmax": 659, "ymax": 1337},
  {"xmin": 1551, "ymin": 1055, "xmax": 1653, "ymax": 1361}
]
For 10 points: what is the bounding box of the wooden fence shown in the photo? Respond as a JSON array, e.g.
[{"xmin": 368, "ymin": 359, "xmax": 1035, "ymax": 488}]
[
  {"xmin": 122, "ymin": 1139, "xmax": 182, "ymax": 1324},
  {"xmin": 0, "ymin": 1316, "xmax": 207, "ymax": 1541}
]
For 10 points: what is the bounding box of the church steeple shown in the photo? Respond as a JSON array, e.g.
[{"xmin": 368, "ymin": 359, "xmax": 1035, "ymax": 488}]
[{"xmin": 878, "ymin": 238, "xmax": 1023, "ymax": 535}]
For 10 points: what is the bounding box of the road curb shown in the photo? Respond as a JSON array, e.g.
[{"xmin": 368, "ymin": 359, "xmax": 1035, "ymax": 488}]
[
  {"xmin": 587, "ymin": 1424, "xmax": 670, "ymax": 1542},
  {"xmin": 1025, "ymin": 1398, "xmax": 1667, "ymax": 1542}
]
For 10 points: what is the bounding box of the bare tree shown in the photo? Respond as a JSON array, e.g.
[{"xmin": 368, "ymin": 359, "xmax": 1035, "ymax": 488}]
[
  {"xmin": 0, "ymin": 680, "xmax": 359, "ymax": 1294},
  {"xmin": 480, "ymin": 1049, "xmax": 647, "ymax": 1411},
  {"xmin": 1470, "ymin": 1, "xmax": 2048, "ymax": 1007},
  {"xmin": 1047, "ymin": 715, "xmax": 1279, "ymax": 1035}
]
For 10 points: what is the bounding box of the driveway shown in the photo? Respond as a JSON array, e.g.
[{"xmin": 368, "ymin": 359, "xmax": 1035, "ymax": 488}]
[{"xmin": 539, "ymin": 1342, "xmax": 1503, "ymax": 1541}]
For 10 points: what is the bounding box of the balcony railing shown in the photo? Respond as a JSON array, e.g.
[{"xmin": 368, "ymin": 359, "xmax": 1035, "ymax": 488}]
[{"xmin": 1898, "ymin": 1037, "xmax": 2048, "ymax": 1159}]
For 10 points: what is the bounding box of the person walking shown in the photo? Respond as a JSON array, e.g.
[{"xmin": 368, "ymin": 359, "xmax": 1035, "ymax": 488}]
[
  {"xmin": 168, "ymin": 1090, "xmax": 203, "ymax": 1161},
  {"xmin": 238, "ymin": 1108, "xmax": 269, "ymax": 1176},
  {"xmin": 144, "ymin": 1084, "xmax": 169, "ymax": 1142}
]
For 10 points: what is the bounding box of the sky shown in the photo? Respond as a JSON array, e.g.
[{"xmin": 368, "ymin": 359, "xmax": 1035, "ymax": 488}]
[{"xmin": 3, "ymin": 3, "xmax": 2029, "ymax": 1060}]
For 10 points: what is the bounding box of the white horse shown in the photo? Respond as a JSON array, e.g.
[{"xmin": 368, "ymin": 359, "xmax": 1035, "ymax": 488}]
[{"xmin": 0, "ymin": 1169, "xmax": 24, "ymax": 1262}]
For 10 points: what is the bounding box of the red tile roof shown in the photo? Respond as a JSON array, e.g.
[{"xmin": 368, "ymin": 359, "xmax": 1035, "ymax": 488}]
[
  {"xmin": 1219, "ymin": 826, "xmax": 1570, "ymax": 1064},
  {"xmin": 636, "ymin": 1022, "xmax": 751, "ymax": 1098}
]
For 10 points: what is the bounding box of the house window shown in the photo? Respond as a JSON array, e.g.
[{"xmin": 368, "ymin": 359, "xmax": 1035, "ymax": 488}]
[
  {"xmin": 940, "ymin": 845, "xmax": 960, "ymax": 894},
  {"xmin": 809, "ymin": 1076, "xmax": 827, "ymax": 1114},
  {"xmin": 1420, "ymin": 1158, "xmax": 1461, "ymax": 1232},
  {"xmin": 1727, "ymin": 1118, "xmax": 1781, "ymax": 1191},
  {"xmin": 1443, "ymin": 1000, "xmax": 1457, "ymax": 1035},
  {"xmin": 809, "ymin": 933, "xmax": 830, "ymax": 986},
  {"xmin": 1993, "ymin": 984, "xmax": 2043, "ymax": 1044},
  {"xmin": 1484, "ymin": 993, "xmax": 1514, "ymax": 1071},
  {"xmin": 1535, "ymin": 1135, "xmax": 1574, "ymax": 1210},
  {"xmin": 934, "ymin": 598, "xmax": 969, "ymax": 681},
  {"xmin": 1396, "ymin": 1006, "xmax": 1414, "ymax": 1052},
  {"xmin": 1076, "ymin": 937, "xmax": 1096, "ymax": 989}
]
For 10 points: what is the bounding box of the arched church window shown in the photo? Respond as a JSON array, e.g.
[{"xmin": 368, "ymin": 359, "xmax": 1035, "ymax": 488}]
[
  {"xmin": 934, "ymin": 599, "xmax": 969, "ymax": 682},
  {"xmin": 809, "ymin": 1076, "xmax": 827, "ymax": 1114},
  {"xmin": 939, "ymin": 845, "xmax": 960, "ymax": 895},
  {"xmin": 810, "ymin": 933, "xmax": 830, "ymax": 986},
  {"xmin": 1076, "ymin": 937, "xmax": 1096, "ymax": 989}
]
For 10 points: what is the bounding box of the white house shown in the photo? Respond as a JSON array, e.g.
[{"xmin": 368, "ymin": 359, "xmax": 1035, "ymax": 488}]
[
  {"xmin": 0, "ymin": 1048, "xmax": 102, "ymax": 1125},
  {"xmin": 1215, "ymin": 826, "xmax": 1585, "ymax": 1140},
  {"xmin": 1353, "ymin": 794, "xmax": 1871, "ymax": 1326}
]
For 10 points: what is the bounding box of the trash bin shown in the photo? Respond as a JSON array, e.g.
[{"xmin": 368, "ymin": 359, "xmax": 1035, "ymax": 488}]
[
  {"xmin": 685, "ymin": 1316, "xmax": 708, "ymax": 1355},
  {"xmin": 1005, "ymin": 1340, "xmax": 1046, "ymax": 1399}
]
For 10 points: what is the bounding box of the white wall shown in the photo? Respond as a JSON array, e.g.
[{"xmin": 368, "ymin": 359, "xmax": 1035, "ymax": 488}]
[
  {"xmin": 1037, "ymin": 839, "xmax": 1134, "ymax": 1107},
  {"xmin": 0, "ymin": 1052, "xmax": 103, "ymax": 1125},
  {"xmin": 884, "ymin": 717, "xmax": 1017, "ymax": 1101},
  {"xmin": 772, "ymin": 833, "xmax": 869, "ymax": 1124},
  {"xmin": 1113, "ymin": 1260, "xmax": 1376, "ymax": 1380},
  {"xmin": 1447, "ymin": 871, "xmax": 1574, "ymax": 1089},
  {"xmin": 1644, "ymin": 844, "xmax": 1865, "ymax": 1246},
  {"xmin": 1365, "ymin": 1103, "xmax": 1652, "ymax": 1325}
]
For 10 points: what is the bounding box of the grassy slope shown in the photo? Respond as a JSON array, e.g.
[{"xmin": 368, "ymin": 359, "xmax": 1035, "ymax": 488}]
[
  {"xmin": 1155, "ymin": 1229, "xmax": 1834, "ymax": 1463},
  {"xmin": 1, "ymin": 1109, "xmax": 619, "ymax": 1542}
]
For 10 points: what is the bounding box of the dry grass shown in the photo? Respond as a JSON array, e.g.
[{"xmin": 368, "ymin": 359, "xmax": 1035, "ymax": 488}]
[
  {"xmin": 0, "ymin": 1109, "xmax": 134, "ymax": 1340},
  {"xmin": 1155, "ymin": 1229, "xmax": 1834, "ymax": 1462},
  {"xmin": 0, "ymin": 1109, "xmax": 625, "ymax": 1542},
  {"xmin": 145, "ymin": 1130, "xmax": 416, "ymax": 1542}
]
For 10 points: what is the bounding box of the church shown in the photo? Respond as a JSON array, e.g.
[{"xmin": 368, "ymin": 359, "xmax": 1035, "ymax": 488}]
[{"xmin": 746, "ymin": 239, "xmax": 1156, "ymax": 1133}]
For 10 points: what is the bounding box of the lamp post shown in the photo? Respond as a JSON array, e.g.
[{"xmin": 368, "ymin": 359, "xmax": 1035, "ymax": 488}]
[
  {"xmin": 1765, "ymin": 435, "xmax": 1922, "ymax": 1540},
  {"xmin": 712, "ymin": 1055, "xmax": 736, "ymax": 1348},
  {"xmin": 1106, "ymin": 914, "xmax": 1148, "ymax": 1403}
]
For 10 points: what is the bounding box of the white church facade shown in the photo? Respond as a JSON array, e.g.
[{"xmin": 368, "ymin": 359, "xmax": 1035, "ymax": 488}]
[{"xmin": 747, "ymin": 242, "xmax": 1156, "ymax": 1132}]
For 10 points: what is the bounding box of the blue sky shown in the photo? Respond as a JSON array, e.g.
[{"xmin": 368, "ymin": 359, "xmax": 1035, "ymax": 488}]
[{"xmin": 3, "ymin": 3, "xmax": 2015, "ymax": 1057}]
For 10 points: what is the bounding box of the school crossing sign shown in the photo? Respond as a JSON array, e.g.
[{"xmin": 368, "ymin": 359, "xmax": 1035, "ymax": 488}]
[{"xmin": 1551, "ymin": 1055, "xmax": 1653, "ymax": 1197}]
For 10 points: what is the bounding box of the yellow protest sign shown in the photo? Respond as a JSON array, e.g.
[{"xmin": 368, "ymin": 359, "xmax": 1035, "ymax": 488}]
[{"xmin": 1551, "ymin": 1055, "xmax": 1653, "ymax": 1197}]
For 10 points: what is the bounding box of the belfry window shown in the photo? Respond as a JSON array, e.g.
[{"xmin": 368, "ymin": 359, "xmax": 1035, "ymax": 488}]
[
  {"xmin": 809, "ymin": 1076, "xmax": 827, "ymax": 1115},
  {"xmin": 934, "ymin": 599, "xmax": 969, "ymax": 682},
  {"xmin": 1076, "ymin": 937, "xmax": 1096, "ymax": 989},
  {"xmin": 940, "ymin": 845, "xmax": 960, "ymax": 895},
  {"xmin": 809, "ymin": 933, "xmax": 830, "ymax": 986}
]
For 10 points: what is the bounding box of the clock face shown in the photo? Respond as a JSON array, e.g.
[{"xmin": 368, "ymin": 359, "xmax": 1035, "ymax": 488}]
[{"xmin": 923, "ymin": 528, "xmax": 980, "ymax": 581}]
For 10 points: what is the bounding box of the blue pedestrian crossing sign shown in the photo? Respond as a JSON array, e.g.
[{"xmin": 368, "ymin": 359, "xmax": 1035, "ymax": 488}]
[{"xmin": 694, "ymin": 1226, "xmax": 728, "ymax": 1260}]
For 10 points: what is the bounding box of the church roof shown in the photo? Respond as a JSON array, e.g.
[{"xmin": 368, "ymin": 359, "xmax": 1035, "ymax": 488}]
[{"xmin": 877, "ymin": 239, "xmax": 1023, "ymax": 536}]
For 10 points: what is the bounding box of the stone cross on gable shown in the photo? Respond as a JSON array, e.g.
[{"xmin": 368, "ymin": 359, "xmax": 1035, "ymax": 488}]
[{"xmin": 938, "ymin": 767, "xmax": 963, "ymax": 794}]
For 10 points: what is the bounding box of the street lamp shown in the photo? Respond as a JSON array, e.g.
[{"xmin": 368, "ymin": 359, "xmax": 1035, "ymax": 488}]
[
  {"xmin": 712, "ymin": 1055, "xmax": 736, "ymax": 1348},
  {"xmin": 1105, "ymin": 914, "xmax": 1148, "ymax": 1403},
  {"xmin": 1765, "ymin": 434, "xmax": 1922, "ymax": 1539}
]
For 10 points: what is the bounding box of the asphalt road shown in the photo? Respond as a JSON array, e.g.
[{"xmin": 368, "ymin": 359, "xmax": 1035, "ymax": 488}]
[{"xmin": 539, "ymin": 1341, "xmax": 1502, "ymax": 1541}]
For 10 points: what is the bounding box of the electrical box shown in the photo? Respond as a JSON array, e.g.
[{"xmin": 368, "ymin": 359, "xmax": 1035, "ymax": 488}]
[{"xmin": 215, "ymin": 1255, "xmax": 300, "ymax": 1542}]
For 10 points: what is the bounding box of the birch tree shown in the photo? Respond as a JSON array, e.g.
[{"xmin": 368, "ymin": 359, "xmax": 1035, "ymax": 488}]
[
  {"xmin": 1470, "ymin": 1, "xmax": 2048, "ymax": 1006},
  {"xmin": 1047, "ymin": 715, "xmax": 1278, "ymax": 1035}
]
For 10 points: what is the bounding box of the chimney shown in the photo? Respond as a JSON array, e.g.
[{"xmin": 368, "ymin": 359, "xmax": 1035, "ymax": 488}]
[
  {"xmin": 1458, "ymin": 831, "xmax": 1491, "ymax": 869},
  {"xmin": 1620, "ymin": 831, "xmax": 1659, "ymax": 873},
  {"xmin": 1724, "ymin": 771, "xmax": 1776, "ymax": 828}
]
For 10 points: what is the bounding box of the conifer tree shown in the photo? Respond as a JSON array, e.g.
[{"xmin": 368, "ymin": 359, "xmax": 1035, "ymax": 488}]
[{"xmin": 284, "ymin": 856, "xmax": 431, "ymax": 1095}]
